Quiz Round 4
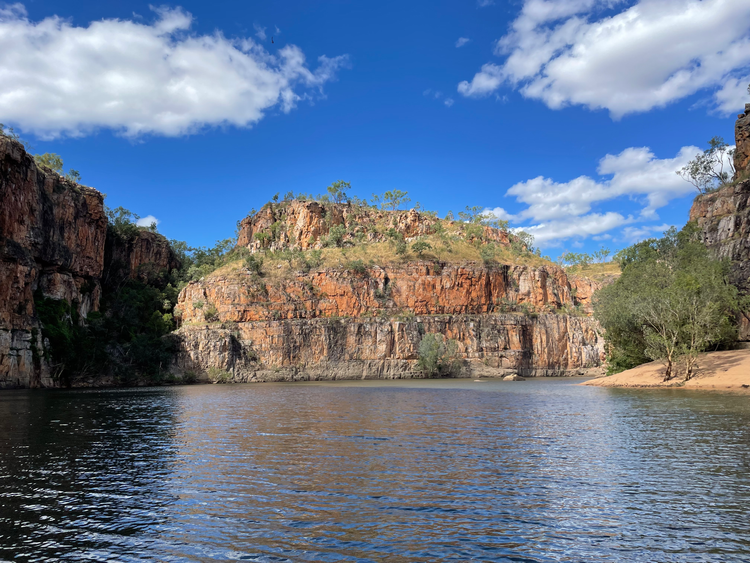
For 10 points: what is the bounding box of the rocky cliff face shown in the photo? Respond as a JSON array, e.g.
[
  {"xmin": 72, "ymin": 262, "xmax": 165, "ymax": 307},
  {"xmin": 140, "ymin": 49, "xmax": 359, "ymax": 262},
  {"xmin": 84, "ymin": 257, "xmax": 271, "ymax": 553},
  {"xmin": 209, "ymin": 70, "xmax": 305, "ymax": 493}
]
[
  {"xmin": 173, "ymin": 259, "xmax": 604, "ymax": 381},
  {"xmin": 735, "ymin": 104, "xmax": 750, "ymax": 177},
  {"xmin": 236, "ymin": 200, "xmax": 510, "ymax": 252},
  {"xmin": 690, "ymin": 178, "xmax": 750, "ymax": 338},
  {"xmin": 0, "ymin": 138, "xmax": 179, "ymax": 388}
]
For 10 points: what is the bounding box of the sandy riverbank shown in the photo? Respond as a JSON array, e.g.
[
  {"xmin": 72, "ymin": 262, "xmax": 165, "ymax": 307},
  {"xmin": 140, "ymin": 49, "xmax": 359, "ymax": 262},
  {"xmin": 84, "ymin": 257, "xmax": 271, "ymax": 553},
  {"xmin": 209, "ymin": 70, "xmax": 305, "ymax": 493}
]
[{"xmin": 581, "ymin": 349, "xmax": 750, "ymax": 391}]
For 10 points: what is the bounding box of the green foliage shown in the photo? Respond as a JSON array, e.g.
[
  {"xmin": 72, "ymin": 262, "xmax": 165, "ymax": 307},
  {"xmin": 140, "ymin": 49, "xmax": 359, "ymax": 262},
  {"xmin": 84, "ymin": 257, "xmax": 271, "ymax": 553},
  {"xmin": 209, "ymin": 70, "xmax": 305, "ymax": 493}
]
[
  {"xmin": 244, "ymin": 254, "xmax": 264, "ymax": 275},
  {"xmin": 254, "ymin": 232, "xmax": 270, "ymax": 246},
  {"xmin": 203, "ymin": 304, "xmax": 219, "ymax": 322},
  {"xmin": 327, "ymin": 180, "xmax": 351, "ymax": 203},
  {"xmin": 65, "ymin": 169, "xmax": 81, "ymax": 183},
  {"xmin": 106, "ymin": 206, "xmax": 141, "ymax": 240},
  {"xmin": 510, "ymin": 231, "xmax": 535, "ymax": 255},
  {"xmin": 594, "ymin": 225, "xmax": 739, "ymax": 379},
  {"xmin": 324, "ymin": 224, "xmax": 347, "ymax": 248},
  {"xmin": 35, "ymin": 276, "xmax": 179, "ymax": 385},
  {"xmin": 208, "ymin": 367, "xmax": 232, "ymax": 384},
  {"xmin": 0, "ymin": 123, "xmax": 32, "ymax": 151},
  {"xmin": 381, "ymin": 190, "xmax": 411, "ymax": 211},
  {"xmin": 411, "ymin": 240, "xmax": 432, "ymax": 258},
  {"xmin": 34, "ymin": 153, "xmax": 63, "ymax": 173},
  {"xmin": 480, "ymin": 245, "xmax": 496, "ymax": 265},
  {"xmin": 417, "ymin": 333, "xmax": 461, "ymax": 377},
  {"xmin": 345, "ymin": 259, "xmax": 368, "ymax": 275},
  {"xmin": 677, "ymin": 136, "xmax": 736, "ymax": 193}
]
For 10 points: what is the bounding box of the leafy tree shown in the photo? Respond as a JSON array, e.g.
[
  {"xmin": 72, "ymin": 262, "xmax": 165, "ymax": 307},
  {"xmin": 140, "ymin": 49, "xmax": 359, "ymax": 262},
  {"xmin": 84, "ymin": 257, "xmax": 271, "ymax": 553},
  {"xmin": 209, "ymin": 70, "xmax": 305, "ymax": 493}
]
[
  {"xmin": 244, "ymin": 255, "xmax": 264, "ymax": 275},
  {"xmin": 381, "ymin": 190, "xmax": 411, "ymax": 211},
  {"xmin": 677, "ymin": 137, "xmax": 736, "ymax": 193},
  {"xmin": 594, "ymin": 225, "xmax": 739, "ymax": 379},
  {"xmin": 65, "ymin": 169, "xmax": 82, "ymax": 183},
  {"xmin": 411, "ymin": 240, "xmax": 432, "ymax": 257},
  {"xmin": 106, "ymin": 206, "xmax": 141, "ymax": 240},
  {"xmin": 417, "ymin": 333, "xmax": 461, "ymax": 377},
  {"xmin": 34, "ymin": 153, "xmax": 63, "ymax": 173},
  {"xmin": 326, "ymin": 180, "xmax": 351, "ymax": 203},
  {"xmin": 0, "ymin": 123, "xmax": 32, "ymax": 151},
  {"xmin": 324, "ymin": 224, "xmax": 347, "ymax": 248}
]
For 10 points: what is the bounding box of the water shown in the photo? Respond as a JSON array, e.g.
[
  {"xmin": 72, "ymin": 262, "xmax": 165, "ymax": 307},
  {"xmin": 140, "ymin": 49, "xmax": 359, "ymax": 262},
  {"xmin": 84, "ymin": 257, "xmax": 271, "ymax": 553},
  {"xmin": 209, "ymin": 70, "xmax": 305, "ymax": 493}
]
[{"xmin": 0, "ymin": 379, "xmax": 748, "ymax": 562}]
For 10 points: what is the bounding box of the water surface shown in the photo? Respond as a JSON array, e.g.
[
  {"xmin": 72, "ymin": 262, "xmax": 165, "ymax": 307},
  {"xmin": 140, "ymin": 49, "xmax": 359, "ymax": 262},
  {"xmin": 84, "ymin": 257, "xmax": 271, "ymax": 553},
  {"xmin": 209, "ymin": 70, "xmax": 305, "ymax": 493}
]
[{"xmin": 0, "ymin": 378, "xmax": 748, "ymax": 562}]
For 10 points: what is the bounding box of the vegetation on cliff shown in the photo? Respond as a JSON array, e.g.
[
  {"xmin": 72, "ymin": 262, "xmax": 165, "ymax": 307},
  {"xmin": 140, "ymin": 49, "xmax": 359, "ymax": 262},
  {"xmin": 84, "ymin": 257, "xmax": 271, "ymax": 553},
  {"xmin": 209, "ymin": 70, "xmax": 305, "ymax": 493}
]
[{"xmin": 594, "ymin": 224, "xmax": 739, "ymax": 379}]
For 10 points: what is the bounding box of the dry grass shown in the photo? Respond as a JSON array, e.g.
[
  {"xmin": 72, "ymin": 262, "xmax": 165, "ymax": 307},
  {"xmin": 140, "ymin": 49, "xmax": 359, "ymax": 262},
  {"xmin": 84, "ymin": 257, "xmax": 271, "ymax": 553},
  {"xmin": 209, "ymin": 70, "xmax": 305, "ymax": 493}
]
[{"xmin": 564, "ymin": 261, "xmax": 621, "ymax": 282}]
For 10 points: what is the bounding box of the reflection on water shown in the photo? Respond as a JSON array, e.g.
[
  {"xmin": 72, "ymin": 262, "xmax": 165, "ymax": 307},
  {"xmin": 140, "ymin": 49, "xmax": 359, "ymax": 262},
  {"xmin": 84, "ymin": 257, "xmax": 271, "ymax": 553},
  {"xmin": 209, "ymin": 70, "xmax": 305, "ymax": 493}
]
[{"xmin": 0, "ymin": 379, "xmax": 748, "ymax": 562}]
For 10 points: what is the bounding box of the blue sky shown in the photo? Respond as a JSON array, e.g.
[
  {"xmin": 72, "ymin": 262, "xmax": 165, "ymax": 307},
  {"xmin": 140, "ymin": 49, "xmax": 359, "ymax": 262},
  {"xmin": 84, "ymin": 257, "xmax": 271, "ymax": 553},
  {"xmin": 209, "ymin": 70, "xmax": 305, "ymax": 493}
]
[{"xmin": 2, "ymin": 0, "xmax": 749, "ymax": 257}]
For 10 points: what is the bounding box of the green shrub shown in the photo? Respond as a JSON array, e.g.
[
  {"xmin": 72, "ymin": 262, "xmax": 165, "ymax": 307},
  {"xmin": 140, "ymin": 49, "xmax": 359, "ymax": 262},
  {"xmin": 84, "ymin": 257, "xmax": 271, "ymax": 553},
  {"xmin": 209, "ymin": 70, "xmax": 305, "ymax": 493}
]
[
  {"xmin": 324, "ymin": 224, "xmax": 347, "ymax": 248},
  {"xmin": 244, "ymin": 255, "xmax": 264, "ymax": 275},
  {"xmin": 203, "ymin": 304, "xmax": 219, "ymax": 322},
  {"xmin": 417, "ymin": 333, "xmax": 461, "ymax": 377},
  {"xmin": 345, "ymin": 259, "xmax": 368, "ymax": 275},
  {"xmin": 411, "ymin": 240, "xmax": 432, "ymax": 258},
  {"xmin": 208, "ymin": 367, "xmax": 232, "ymax": 384},
  {"xmin": 34, "ymin": 153, "xmax": 63, "ymax": 173}
]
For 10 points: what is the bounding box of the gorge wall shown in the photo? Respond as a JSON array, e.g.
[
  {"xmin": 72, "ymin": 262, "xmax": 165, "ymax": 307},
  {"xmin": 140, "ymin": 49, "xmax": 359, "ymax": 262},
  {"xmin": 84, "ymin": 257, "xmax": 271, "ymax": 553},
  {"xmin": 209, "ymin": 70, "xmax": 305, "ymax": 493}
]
[
  {"xmin": 690, "ymin": 103, "xmax": 750, "ymax": 338},
  {"xmin": 173, "ymin": 204, "xmax": 607, "ymax": 381},
  {"xmin": 0, "ymin": 138, "xmax": 178, "ymax": 388}
]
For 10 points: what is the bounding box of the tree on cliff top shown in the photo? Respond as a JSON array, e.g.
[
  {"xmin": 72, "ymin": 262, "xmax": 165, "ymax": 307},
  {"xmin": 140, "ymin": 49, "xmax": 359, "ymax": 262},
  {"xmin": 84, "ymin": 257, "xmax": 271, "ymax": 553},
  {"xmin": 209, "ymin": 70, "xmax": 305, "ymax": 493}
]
[
  {"xmin": 594, "ymin": 224, "xmax": 738, "ymax": 379},
  {"xmin": 327, "ymin": 180, "xmax": 351, "ymax": 203},
  {"xmin": 676, "ymin": 137, "xmax": 736, "ymax": 194}
]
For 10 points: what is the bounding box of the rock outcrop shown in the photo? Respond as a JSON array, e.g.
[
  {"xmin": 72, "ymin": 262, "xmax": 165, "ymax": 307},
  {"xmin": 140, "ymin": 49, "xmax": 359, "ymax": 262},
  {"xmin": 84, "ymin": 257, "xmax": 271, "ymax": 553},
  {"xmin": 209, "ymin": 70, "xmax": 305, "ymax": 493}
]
[
  {"xmin": 236, "ymin": 200, "xmax": 510, "ymax": 252},
  {"xmin": 735, "ymin": 103, "xmax": 750, "ymax": 178},
  {"xmin": 690, "ymin": 178, "xmax": 750, "ymax": 338},
  {"xmin": 173, "ymin": 261, "xmax": 605, "ymax": 381},
  {"xmin": 0, "ymin": 138, "xmax": 179, "ymax": 388},
  {"xmin": 690, "ymin": 107, "xmax": 750, "ymax": 339}
]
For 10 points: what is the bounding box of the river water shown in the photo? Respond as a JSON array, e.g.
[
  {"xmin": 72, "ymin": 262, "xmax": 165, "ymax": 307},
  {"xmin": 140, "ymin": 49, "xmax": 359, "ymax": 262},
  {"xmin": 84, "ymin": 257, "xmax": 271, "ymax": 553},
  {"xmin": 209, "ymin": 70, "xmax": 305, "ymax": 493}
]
[{"xmin": 0, "ymin": 378, "xmax": 748, "ymax": 562}]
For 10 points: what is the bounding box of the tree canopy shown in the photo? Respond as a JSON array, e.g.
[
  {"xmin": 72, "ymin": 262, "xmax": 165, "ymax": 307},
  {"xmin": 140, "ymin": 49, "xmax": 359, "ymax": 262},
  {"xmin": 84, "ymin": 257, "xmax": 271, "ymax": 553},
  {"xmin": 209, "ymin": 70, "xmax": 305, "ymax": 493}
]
[{"xmin": 594, "ymin": 225, "xmax": 739, "ymax": 379}]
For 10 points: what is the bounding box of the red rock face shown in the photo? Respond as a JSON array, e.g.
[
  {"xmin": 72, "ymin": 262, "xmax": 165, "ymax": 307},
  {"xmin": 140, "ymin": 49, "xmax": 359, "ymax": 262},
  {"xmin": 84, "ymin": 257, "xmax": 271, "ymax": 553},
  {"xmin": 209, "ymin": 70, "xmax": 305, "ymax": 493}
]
[
  {"xmin": 104, "ymin": 229, "xmax": 181, "ymax": 286},
  {"xmin": 174, "ymin": 262, "xmax": 605, "ymax": 379},
  {"xmin": 0, "ymin": 138, "xmax": 179, "ymax": 388},
  {"xmin": 735, "ymin": 104, "xmax": 750, "ymax": 177},
  {"xmin": 236, "ymin": 200, "xmax": 510, "ymax": 252}
]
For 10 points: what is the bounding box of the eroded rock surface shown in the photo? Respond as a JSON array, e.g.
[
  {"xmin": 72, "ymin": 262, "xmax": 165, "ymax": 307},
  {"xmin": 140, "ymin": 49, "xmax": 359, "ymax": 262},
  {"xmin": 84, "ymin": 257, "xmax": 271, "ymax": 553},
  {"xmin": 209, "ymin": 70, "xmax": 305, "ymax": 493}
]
[
  {"xmin": 0, "ymin": 138, "xmax": 179, "ymax": 387},
  {"xmin": 735, "ymin": 104, "xmax": 750, "ymax": 177}
]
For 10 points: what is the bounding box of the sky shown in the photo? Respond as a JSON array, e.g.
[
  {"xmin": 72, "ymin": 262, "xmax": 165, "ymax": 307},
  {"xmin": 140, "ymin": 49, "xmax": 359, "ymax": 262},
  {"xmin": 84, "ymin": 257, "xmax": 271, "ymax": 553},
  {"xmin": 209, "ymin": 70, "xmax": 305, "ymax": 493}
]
[{"xmin": 1, "ymin": 0, "xmax": 749, "ymax": 258}]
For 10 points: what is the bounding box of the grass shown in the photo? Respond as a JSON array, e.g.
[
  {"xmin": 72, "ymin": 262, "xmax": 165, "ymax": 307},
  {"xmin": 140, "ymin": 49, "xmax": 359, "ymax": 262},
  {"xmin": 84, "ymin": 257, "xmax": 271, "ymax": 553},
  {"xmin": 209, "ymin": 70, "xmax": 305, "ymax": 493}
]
[{"xmin": 564, "ymin": 261, "xmax": 621, "ymax": 282}]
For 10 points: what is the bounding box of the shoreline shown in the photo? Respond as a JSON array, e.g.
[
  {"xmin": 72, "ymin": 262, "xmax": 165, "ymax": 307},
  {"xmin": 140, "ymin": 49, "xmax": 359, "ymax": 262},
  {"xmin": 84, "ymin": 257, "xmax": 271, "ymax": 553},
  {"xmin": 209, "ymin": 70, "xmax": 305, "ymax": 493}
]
[{"xmin": 581, "ymin": 349, "xmax": 750, "ymax": 392}]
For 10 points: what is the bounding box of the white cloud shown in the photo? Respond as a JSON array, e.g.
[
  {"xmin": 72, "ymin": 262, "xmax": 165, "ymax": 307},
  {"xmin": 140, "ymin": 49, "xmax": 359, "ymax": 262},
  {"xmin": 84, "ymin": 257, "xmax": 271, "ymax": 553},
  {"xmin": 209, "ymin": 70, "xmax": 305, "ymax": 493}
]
[
  {"xmin": 524, "ymin": 212, "xmax": 632, "ymax": 244},
  {"xmin": 253, "ymin": 23, "xmax": 267, "ymax": 41},
  {"xmin": 622, "ymin": 223, "xmax": 672, "ymax": 242},
  {"xmin": 492, "ymin": 144, "xmax": 716, "ymax": 245},
  {"xmin": 458, "ymin": 0, "xmax": 750, "ymax": 117},
  {"xmin": 455, "ymin": 37, "xmax": 470, "ymax": 48},
  {"xmin": 136, "ymin": 215, "xmax": 159, "ymax": 227},
  {"xmin": 444, "ymin": 98, "xmax": 454, "ymax": 107},
  {"xmin": 477, "ymin": 0, "xmax": 495, "ymax": 6},
  {"xmin": 715, "ymin": 75, "xmax": 750, "ymax": 115},
  {"xmin": 0, "ymin": 5, "xmax": 349, "ymax": 138}
]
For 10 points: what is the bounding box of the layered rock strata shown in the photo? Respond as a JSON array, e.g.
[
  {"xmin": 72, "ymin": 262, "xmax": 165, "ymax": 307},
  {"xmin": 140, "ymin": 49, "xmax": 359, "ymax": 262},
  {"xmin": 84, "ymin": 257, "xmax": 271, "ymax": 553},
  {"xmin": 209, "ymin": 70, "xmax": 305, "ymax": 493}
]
[
  {"xmin": 0, "ymin": 138, "xmax": 178, "ymax": 388},
  {"xmin": 690, "ymin": 178, "xmax": 750, "ymax": 338},
  {"xmin": 173, "ymin": 262, "xmax": 605, "ymax": 381},
  {"xmin": 735, "ymin": 103, "xmax": 750, "ymax": 177}
]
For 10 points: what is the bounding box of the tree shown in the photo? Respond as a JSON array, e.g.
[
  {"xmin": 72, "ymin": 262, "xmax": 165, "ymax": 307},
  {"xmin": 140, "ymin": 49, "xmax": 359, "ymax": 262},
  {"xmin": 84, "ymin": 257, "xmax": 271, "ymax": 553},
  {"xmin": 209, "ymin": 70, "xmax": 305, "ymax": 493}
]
[
  {"xmin": 65, "ymin": 169, "xmax": 82, "ymax": 183},
  {"xmin": 34, "ymin": 153, "xmax": 63, "ymax": 173},
  {"xmin": 381, "ymin": 190, "xmax": 410, "ymax": 211},
  {"xmin": 418, "ymin": 333, "xmax": 461, "ymax": 377},
  {"xmin": 326, "ymin": 180, "xmax": 351, "ymax": 203},
  {"xmin": 676, "ymin": 137, "xmax": 736, "ymax": 193},
  {"xmin": 411, "ymin": 240, "xmax": 431, "ymax": 258},
  {"xmin": 594, "ymin": 225, "xmax": 738, "ymax": 379}
]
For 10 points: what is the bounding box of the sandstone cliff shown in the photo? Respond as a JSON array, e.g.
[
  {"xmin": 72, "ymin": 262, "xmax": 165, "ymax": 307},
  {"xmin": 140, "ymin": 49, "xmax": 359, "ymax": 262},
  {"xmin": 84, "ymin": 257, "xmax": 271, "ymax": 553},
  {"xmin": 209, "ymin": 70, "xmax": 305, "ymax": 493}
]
[
  {"xmin": 735, "ymin": 103, "xmax": 750, "ymax": 177},
  {"xmin": 0, "ymin": 138, "xmax": 179, "ymax": 388},
  {"xmin": 174, "ymin": 212, "xmax": 606, "ymax": 381},
  {"xmin": 690, "ymin": 178, "xmax": 750, "ymax": 338}
]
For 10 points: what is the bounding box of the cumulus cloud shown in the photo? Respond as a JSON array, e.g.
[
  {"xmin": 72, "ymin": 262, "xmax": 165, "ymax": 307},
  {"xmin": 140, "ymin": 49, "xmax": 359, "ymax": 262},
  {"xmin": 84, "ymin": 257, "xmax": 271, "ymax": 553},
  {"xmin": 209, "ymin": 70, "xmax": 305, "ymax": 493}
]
[
  {"xmin": 0, "ymin": 5, "xmax": 349, "ymax": 138},
  {"xmin": 458, "ymin": 0, "xmax": 750, "ymax": 117},
  {"xmin": 490, "ymin": 144, "xmax": 714, "ymax": 245},
  {"xmin": 622, "ymin": 223, "xmax": 672, "ymax": 242},
  {"xmin": 444, "ymin": 98, "xmax": 454, "ymax": 107},
  {"xmin": 455, "ymin": 37, "xmax": 470, "ymax": 48},
  {"xmin": 136, "ymin": 215, "xmax": 160, "ymax": 227}
]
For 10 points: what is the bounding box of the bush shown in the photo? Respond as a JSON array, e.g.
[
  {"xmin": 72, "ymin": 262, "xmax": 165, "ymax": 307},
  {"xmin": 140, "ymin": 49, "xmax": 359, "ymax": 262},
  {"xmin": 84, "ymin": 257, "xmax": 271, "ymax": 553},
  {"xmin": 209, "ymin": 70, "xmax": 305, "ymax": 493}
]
[
  {"xmin": 208, "ymin": 367, "xmax": 232, "ymax": 384},
  {"xmin": 417, "ymin": 333, "xmax": 461, "ymax": 377},
  {"xmin": 244, "ymin": 255, "xmax": 264, "ymax": 275},
  {"xmin": 34, "ymin": 153, "xmax": 63, "ymax": 173},
  {"xmin": 203, "ymin": 304, "xmax": 219, "ymax": 322},
  {"xmin": 345, "ymin": 259, "xmax": 368, "ymax": 275},
  {"xmin": 594, "ymin": 224, "xmax": 739, "ymax": 379},
  {"xmin": 411, "ymin": 240, "xmax": 432, "ymax": 258},
  {"xmin": 324, "ymin": 224, "xmax": 347, "ymax": 248}
]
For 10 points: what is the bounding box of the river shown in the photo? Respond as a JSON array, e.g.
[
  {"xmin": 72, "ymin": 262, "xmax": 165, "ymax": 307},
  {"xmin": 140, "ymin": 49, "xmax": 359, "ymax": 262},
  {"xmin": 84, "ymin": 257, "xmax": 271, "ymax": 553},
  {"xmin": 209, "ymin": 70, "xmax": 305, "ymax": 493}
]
[{"xmin": 0, "ymin": 378, "xmax": 748, "ymax": 562}]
